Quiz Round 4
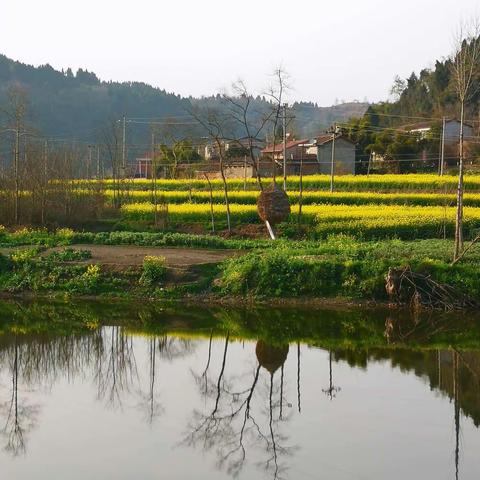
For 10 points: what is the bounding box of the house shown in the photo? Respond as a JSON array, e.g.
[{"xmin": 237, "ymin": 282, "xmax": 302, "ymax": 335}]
[
  {"xmin": 135, "ymin": 152, "xmax": 152, "ymax": 178},
  {"xmin": 310, "ymin": 134, "xmax": 356, "ymax": 175},
  {"xmin": 260, "ymin": 134, "xmax": 356, "ymax": 176},
  {"xmin": 134, "ymin": 152, "xmax": 170, "ymax": 179},
  {"xmin": 204, "ymin": 137, "xmax": 264, "ymax": 162},
  {"xmin": 401, "ymin": 119, "xmax": 474, "ymax": 144},
  {"xmin": 198, "ymin": 137, "xmax": 265, "ymax": 179},
  {"xmin": 259, "ymin": 138, "xmax": 315, "ymax": 176}
]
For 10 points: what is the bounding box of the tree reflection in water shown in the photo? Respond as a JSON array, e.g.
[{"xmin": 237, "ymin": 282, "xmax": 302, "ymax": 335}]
[
  {"xmin": 136, "ymin": 334, "xmax": 195, "ymax": 424},
  {"xmin": 0, "ymin": 303, "xmax": 478, "ymax": 479},
  {"xmin": 0, "ymin": 327, "xmax": 195, "ymax": 454},
  {"xmin": 1, "ymin": 337, "xmax": 37, "ymax": 456},
  {"xmin": 94, "ymin": 326, "xmax": 139, "ymax": 410},
  {"xmin": 322, "ymin": 350, "xmax": 341, "ymax": 400},
  {"xmin": 184, "ymin": 336, "xmax": 294, "ymax": 479}
]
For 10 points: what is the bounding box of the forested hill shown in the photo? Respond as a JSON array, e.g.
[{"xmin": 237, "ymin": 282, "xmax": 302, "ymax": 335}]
[
  {"xmin": 0, "ymin": 54, "xmax": 368, "ymax": 141},
  {"xmin": 365, "ymin": 55, "xmax": 479, "ymax": 128}
]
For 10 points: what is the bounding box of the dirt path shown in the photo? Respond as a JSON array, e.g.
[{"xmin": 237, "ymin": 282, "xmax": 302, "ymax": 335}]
[{"xmin": 51, "ymin": 244, "xmax": 240, "ymax": 267}]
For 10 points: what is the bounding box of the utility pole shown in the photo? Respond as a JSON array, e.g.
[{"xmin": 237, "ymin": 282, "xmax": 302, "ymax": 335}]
[
  {"xmin": 282, "ymin": 103, "xmax": 287, "ymax": 191},
  {"xmin": 439, "ymin": 116, "xmax": 446, "ymax": 176},
  {"xmin": 14, "ymin": 128, "xmax": 19, "ymax": 225},
  {"xmin": 122, "ymin": 115, "xmax": 126, "ymax": 178},
  {"xmin": 42, "ymin": 140, "xmax": 48, "ymax": 226},
  {"xmin": 43, "ymin": 140, "xmax": 48, "ymax": 180},
  {"xmin": 330, "ymin": 123, "xmax": 337, "ymax": 193},
  {"xmin": 151, "ymin": 132, "xmax": 158, "ymax": 226},
  {"xmin": 96, "ymin": 145, "xmax": 100, "ymax": 179},
  {"xmin": 87, "ymin": 144, "xmax": 92, "ymax": 179}
]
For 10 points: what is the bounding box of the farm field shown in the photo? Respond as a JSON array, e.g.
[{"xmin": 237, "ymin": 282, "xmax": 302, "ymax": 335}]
[
  {"xmin": 2, "ymin": 174, "xmax": 480, "ymax": 302},
  {"xmin": 60, "ymin": 174, "xmax": 480, "ymax": 240},
  {"xmin": 74, "ymin": 173, "xmax": 480, "ymax": 192},
  {"xmin": 95, "ymin": 189, "xmax": 480, "ymax": 207},
  {"xmin": 120, "ymin": 202, "xmax": 480, "ymax": 239}
]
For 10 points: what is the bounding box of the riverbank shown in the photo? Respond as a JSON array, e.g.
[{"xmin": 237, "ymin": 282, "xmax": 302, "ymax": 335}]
[
  {"xmin": 0, "ymin": 231, "xmax": 479, "ymax": 306},
  {"xmin": 2, "ymin": 296, "xmax": 480, "ymax": 350}
]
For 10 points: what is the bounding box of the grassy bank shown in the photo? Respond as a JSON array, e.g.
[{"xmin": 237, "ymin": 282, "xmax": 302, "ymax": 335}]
[
  {"xmin": 219, "ymin": 237, "xmax": 480, "ymax": 300},
  {"xmin": 0, "ymin": 234, "xmax": 479, "ymax": 304}
]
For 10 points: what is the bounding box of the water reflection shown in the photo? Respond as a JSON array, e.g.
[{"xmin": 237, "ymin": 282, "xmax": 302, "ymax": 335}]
[
  {"xmin": 184, "ymin": 337, "xmax": 293, "ymax": 479},
  {"xmin": 1, "ymin": 337, "xmax": 38, "ymax": 456},
  {"xmin": 0, "ymin": 301, "xmax": 479, "ymax": 479}
]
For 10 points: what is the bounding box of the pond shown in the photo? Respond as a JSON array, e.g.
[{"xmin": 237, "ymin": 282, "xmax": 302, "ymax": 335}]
[{"xmin": 0, "ymin": 299, "xmax": 479, "ymax": 479}]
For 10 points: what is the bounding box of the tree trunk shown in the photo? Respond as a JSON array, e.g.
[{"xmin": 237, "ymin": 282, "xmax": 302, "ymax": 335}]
[
  {"xmin": 220, "ymin": 161, "xmax": 231, "ymax": 232},
  {"xmin": 454, "ymin": 101, "xmax": 465, "ymax": 260}
]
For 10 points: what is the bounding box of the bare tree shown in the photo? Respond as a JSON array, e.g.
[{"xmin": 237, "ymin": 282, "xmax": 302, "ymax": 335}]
[
  {"xmin": 265, "ymin": 68, "xmax": 290, "ymax": 185},
  {"xmin": 190, "ymin": 107, "xmax": 233, "ymax": 232},
  {"xmin": 0, "ymin": 85, "xmax": 29, "ymax": 225},
  {"xmin": 101, "ymin": 119, "xmax": 123, "ymax": 209},
  {"xmin": 223, "ymin": 80, "xmax": 274, "ymax": 191},
  {"xmin": 450, "ymin": 20, "xmax": 480, "ymax": 260}
]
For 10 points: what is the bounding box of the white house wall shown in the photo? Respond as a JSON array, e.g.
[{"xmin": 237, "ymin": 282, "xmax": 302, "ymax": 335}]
[{"xmin": 317, "ymin": 138, "xmax": 356, "ymax": 175}]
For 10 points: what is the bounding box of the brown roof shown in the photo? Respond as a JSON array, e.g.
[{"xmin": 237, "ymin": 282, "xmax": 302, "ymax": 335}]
[{"xmin": 262, "ymin": 139, "xmax": 309, "ymax": 154}]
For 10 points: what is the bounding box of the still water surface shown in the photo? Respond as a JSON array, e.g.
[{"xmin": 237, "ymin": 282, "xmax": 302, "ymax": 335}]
[{"xmin": 0, "ymin": 300, "xmax": 479, "ymax": 479}]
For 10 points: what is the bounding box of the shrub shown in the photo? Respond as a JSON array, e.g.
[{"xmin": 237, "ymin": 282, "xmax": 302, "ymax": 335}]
[
  {"xmin": 47, "ymin": 248, "xmax": 92, "ymax": 262},
  {"xmin": 55, "ymin": 228, "xmax": 75, "ymax": 245},
  {"xmin": 10, "ymin": 247, "xmax": 42, "ymax": 265},
  {"xmin": 65, "ymin": 264, "xmax": 101, "ymax": 294},
  {"xmin": 0, "ymin": 253, "xmax": 11, "ymax": 273},
  {"xmin": 140, "ymin": 256, "xmax": 167, "ymax": 286}
]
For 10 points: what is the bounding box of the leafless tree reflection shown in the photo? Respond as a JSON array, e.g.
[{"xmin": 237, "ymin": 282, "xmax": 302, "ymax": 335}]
[
  {"xmin": 136, "ymin": 333, "xmax": 195, "ymax": 424},
  {"xmin": 137, "ymin": 337, "xmax": 164, "ymax": 425},
  {"xmin": 94, "ymin": 327, "xmax": 139, "ymax": 410},
  {"xmin": 322, "ymin": 350, "xmax": 341, "ymax": 400},
  {"xmin": 157, "ymin": 335, "xmax": 195, "ymax": 361},
  {"xmin": 0, "ymin": 337, "xmax": 38, "ymax": 456},
  {"xmin": 184, "ymin": 337, "xmax": 294, "ymax": 479}
]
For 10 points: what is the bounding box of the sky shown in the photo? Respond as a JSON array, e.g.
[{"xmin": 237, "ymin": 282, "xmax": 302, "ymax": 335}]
[{"xmin": 1, "ymin": 0, "xmax": 479, "ymax": 106}]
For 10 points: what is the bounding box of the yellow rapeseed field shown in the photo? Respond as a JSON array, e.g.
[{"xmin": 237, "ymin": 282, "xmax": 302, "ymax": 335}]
[
  {"xmin": 96, "ymin": 189, "xmax": 480, "ymax": 207},
  {"xmin": 121, "ymin": 202, "xmax": 480, "ymax": 238},
  {"xmin": 75, "ymin": 174, "xmax": 480, "ymax": 192}
]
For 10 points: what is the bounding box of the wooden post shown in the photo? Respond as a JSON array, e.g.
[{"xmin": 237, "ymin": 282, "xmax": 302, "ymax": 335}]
[
  {"xmin": 265, "ymin": 220, "xmax": 276, "ymax": 240},
  {"xmin": 330, "ymin": 125, "xmax": 336, "ymax": 193},
  {"xmin": 243, "ymin": 154, "xmax": 247, "ymax": 191},
  {"xmin": 298, "ymin": 144, "xmax": 304, "ymax": 226}
]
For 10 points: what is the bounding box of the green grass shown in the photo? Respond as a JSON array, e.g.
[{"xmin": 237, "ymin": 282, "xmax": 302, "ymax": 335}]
[{"xmin": 218, "ymin": 236, "xmax": 480, "ymax": 300}]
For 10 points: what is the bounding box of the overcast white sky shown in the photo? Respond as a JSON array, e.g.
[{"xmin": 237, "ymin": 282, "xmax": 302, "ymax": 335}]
[{"xmin": 1, "ymin": 0, "xmax": 479, "ymax": 106}]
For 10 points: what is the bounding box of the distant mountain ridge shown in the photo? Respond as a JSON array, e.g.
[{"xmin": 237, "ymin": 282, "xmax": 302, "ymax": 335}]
[{"xmin": 0, "ymin": 54, "xmax": 369, "ymax": 142}]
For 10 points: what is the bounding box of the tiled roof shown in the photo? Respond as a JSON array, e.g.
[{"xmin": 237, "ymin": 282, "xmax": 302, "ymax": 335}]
[{"xmin": 262, "ymin": 139, "xmax": 310, "ymax": 154}]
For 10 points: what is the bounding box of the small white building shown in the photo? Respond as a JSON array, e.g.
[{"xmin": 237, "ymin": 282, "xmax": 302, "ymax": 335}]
[{"xmin": 403, "ymin": 119, "xmax": 474, "ymax": 144}]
